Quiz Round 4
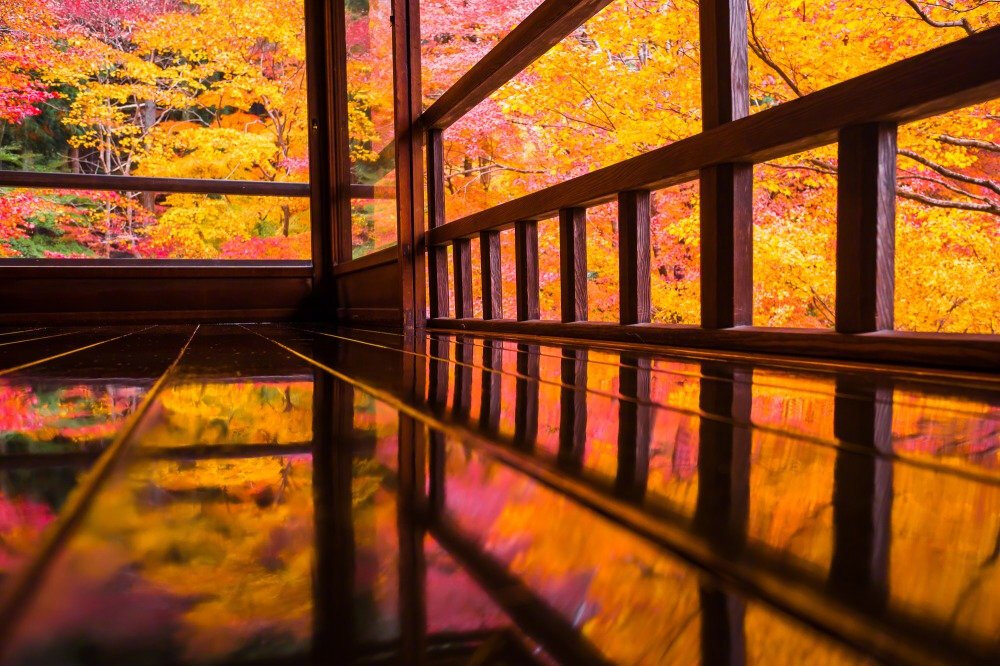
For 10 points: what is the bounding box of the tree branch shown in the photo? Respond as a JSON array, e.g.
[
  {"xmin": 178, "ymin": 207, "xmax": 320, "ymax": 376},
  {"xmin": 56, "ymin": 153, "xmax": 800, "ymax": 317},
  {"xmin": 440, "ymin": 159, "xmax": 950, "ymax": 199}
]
[
  {"xmin": 898, "ymin": 148, "xmax": 1000, "ymax": 196},
  {"xmin": 936, "ymin": 134, "xmax": 1000, "ymax": 153},
  {"xmin": 902, "ymin": 0, "xmax": 976, "ymax": 36},
  {"xmin": 898, "ymin": 187, "xmax": 1000, "ymax": 215}
]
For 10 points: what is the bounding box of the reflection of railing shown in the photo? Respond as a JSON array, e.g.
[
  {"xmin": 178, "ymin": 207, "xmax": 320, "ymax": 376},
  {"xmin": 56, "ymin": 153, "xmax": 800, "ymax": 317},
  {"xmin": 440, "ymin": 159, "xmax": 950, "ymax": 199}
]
[{"xmin": 421, "ymin": 0, "xmax": 1000, "ymax": 369}]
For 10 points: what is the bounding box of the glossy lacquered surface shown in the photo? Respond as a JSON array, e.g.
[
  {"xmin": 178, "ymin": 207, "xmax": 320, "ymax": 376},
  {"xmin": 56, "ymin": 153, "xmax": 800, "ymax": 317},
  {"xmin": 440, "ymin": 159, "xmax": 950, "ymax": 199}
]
[{"xmin": 0, "ymin": 325, "xmax": 995, "ymax": 664}]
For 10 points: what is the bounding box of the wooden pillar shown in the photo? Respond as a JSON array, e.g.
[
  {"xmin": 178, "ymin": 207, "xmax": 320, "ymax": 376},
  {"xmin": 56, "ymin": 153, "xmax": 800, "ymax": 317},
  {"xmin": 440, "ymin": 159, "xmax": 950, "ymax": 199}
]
[
  {"xmin": 427, "ymin": 335, "xmax": 450, "ymax": 414},
  {"xmin": 480, "ymin": 230, "xmax": 503, "ymax": 319},
  {"xmin": 836, "ymin": 123, "xmax": 897, "ymax": 333},
  {"xmin": 397, "ymin": 413, "xmax": 427, "ymax": 664},
  {"xmin": 514, "ymin": 343, "xmax": 540, "ymax": 449},
  {"xmin": 328, "ymin": 0, "xmax": 353, "ymax": 265},
  {"xmin": 427, "ymin": 129, "xmax": 450, "ymax": 319},
  {"xmin": 559, "ymin": 207, "xmax": 588, "ymax": 322},
  {"xmin": 558, "ymin": 348, "xmax": 588, "ymax": 471},
  {"xmin": 616, "ymin": 355, "xmax": 652, "ymax": 500},
  {"xmin": 515, "ymin": 220, "xmax": 540, "ymax": 321},
  {"xmin": 700, "ymin": 585, "xmax": 746, "ymax": 666},
  {"xmin": 392, "ymin": 0, "xmax": 425, "ymax": 329},
  {"xmin": 619, "ymin": 190, "xmax": 652, "ymax": 325},
  {"xmin": 453, "ymin": 239, "xmax": 473, "ymax": 318},
  {"xmin": 830, "ymin": 376, "xmax": 893, "ymax": 607},
  {"xmin": 700, "ymin": 0, "xmax": 752, "ymax": 329}
]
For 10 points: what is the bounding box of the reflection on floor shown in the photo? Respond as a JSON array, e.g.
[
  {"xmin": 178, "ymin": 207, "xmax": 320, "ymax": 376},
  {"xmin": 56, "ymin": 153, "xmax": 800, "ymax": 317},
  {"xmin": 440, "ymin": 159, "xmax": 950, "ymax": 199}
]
[{"xmin": 0, "ymin": 324, "xmax": 996, "ymax": 664}]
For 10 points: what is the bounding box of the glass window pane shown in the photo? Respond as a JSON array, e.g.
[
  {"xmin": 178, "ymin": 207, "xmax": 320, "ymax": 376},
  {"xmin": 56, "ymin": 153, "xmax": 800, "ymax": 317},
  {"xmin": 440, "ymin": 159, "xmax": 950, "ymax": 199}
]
[
  {"xmin": 347, "ymin": 0, "xmax": 397, "ymax": 257},
  {"xmin": 0, "ymin": 188, "xmax": 310, "ymax": 260},
  {"xmin": 0, "ymin": 0, "xmax": 310, "ymax": 182}
]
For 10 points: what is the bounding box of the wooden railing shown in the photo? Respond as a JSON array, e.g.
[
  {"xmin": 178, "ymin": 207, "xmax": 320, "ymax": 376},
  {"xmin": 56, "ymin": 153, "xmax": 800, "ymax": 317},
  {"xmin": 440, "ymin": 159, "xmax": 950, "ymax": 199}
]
[{"xmin": 421, "ymin": 0, "xmax": 1000, "ymax": 370}]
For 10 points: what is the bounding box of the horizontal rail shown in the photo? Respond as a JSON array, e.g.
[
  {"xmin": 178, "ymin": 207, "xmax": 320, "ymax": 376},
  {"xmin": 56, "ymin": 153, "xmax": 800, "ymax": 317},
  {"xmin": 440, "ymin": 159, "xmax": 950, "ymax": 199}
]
[
  {"xmin": 332, "ymin": 245, "xmax": 398, "ymax": 276},
  {"xmin": 428, "ymin": 27, "xmax": 1000, "ymax": 245},
  {"xmin": 0, "ymin": 171, "xmax": 311, "ymax": 197},
  {"xmin": 0, "ymin": 260, "xmax": 313, "ymax": 279},
  {"xmin": 421, "ymin": 0, "xmax": 615, "ymax": 130},
  {"xmin": 429, "ymin": 319, "xmax": 1000, "ymax": 372}
]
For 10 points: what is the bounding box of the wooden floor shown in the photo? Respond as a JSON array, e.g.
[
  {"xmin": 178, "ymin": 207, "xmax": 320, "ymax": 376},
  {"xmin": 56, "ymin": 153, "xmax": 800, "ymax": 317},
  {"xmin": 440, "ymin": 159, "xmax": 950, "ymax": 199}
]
[{"xmin": 0, "ymin": 324, "xmax": 996, "ymax": 664}]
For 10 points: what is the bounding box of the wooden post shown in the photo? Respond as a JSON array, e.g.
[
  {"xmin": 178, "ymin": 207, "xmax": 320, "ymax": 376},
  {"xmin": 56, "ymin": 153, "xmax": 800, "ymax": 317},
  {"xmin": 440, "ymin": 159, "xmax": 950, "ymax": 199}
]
[
  {"xmin": 515, "ymin": 220, "xmax": 540, "ymax": 321},
  {"xmin": 700, "ymin": 0, "xmax": 752, "ymax": 329},
  {"xmin": 329, "ymin": 0, "xmax": 353, "ymax": 266},
  {"xmin": 700, "ymin": 585, "xmax": 746, "ymax": 666},
  {"xmin": 836, "ymin": 123, "xmax": 897, "ymax": 333},
  {"xmin": 619, "ymin": 190, "xmax": 652, "ymax": 324},
  {"xmin": 558, "ymin": 348, "xmax": 588, "ymax": 471},
  {"xmin": 427, "ymin": 129, "xmax": 450, "ymax": 319},
  {"xmin": 559, "ymin": 207, "xmax": 588, "ymax": 322},
  {"xmin": 453, "ymin": 239, "xmax": 473, "ymax": 318},
  {"xmin": 480, "ymin": 230, "xmax": 503, "ymax": 319},
  {"xmin": 392, "ymin": 0, "xmax": 425, "ymax": 329}
]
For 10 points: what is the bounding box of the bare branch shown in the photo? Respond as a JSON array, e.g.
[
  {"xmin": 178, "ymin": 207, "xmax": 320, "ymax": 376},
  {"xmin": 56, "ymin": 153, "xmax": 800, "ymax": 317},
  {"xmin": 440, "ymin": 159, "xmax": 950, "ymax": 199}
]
[
  {"xmin": 898, "ymin": 148, "xmax": 1000, "ymax": 196},
  {"xmin": 898, "ymin": 187, "xmax": 1000, "ymax": 215},
  {"xmin": 936, "ymin": 134, "xmax": 1000, "ymax": 153},
  {"xmin": 747, "ymin": 3, "xmax": 804, "ymax": 98},
  {"xmin": 902, "ymin": 0, "xmax": 977, "ymax": 36}
]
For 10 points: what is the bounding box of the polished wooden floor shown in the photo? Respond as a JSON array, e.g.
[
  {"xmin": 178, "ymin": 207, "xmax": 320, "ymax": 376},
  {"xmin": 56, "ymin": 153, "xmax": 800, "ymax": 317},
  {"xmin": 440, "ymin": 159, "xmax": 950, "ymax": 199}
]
[{"xmin": 0, "ymin": 324, "xmax": 995, "ymax": 664}]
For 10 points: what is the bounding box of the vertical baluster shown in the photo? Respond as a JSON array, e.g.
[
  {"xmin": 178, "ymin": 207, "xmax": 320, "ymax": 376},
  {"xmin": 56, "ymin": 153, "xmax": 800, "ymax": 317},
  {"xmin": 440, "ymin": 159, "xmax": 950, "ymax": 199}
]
[
  {"xmin": 515, "ymin": 220, "xmax": 540, "ymax": 321},
  {"xmin": 559, "ymin": 207, "xmax": 588, "ymax": 322},
  {"xmin": 452, "ymin": 336, "xmax": 473, "ymax": 419},
  {"xmin": 427, "ymin": 129, "xmax": 450, "ymax": 319},
  {"xmin": 836, "ymin": 123, "xmax": 897, "ymax": 333},
  {"xmin": 453, "ymin": 239, "xmax": 473, "ymax": 318},
  {"xmin": 480, "ymin": 230, "xmax": 503, "ymax": 320},
  {"xmin": 619, "ymin": 190, "xmax": 652, "ymax": 325}
]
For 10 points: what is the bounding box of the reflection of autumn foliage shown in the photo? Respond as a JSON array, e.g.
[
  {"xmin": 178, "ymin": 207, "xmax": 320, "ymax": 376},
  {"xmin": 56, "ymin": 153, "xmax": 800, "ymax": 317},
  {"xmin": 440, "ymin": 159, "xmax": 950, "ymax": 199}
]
[
  {"xmin": 140, "ymin": 381, "xmax": 313, "ymax": 446},
  {"xmin": 0, "ymin": 382, "xmax": 143, "ymax": 447},
  {"xmin": 8, "ymin": 456, "xmax": 316, "ymax": 662},
  {"xmin": 442, "ymin": 441, "xmax": 862, "ymax": 663},
  {"xmin": 0, "ymin": 492, "xmax": 55, "ymax": 574}
]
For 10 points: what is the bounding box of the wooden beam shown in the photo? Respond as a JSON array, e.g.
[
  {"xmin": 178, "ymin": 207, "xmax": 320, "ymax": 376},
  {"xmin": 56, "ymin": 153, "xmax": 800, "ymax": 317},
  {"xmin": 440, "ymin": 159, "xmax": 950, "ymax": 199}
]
[
  {"xmin": 480, "ymin": 230, "xmax": 503, "ymax": 320},
  {"xmin": 304, "ymin": 0, "xmax": 334, "ymax": 303},
  {"xmin": 330, "ymin": 0, "xmax": 353, "ymax": 264},
  {"xmin": 514, "ymin": 220, "xmax": 540, "ymax": 321},
  {"xmin": 453, "ymin": 238, "xmax": 474, "ymax": 318},
  {"xmin": 420, "ymin": 0, "xmax": 615, "ymax": 130},
  {"xmin": 837, "ymin": 123, "xmax": 897, "ymax": 334},
  {"xmin": 559, "ymin": 207, "xmax": 588, "ymax": 323},
  {"xmin": 427, "ymin": 129, "xmax": 450, "ymax": 318},
  {"xmin": 427, "ymin": 28, "xmax": 1000, "ymax": 246},
  {"xmin": 618, "ymin": 190, "xmax": 651, "ymax": 325}
]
